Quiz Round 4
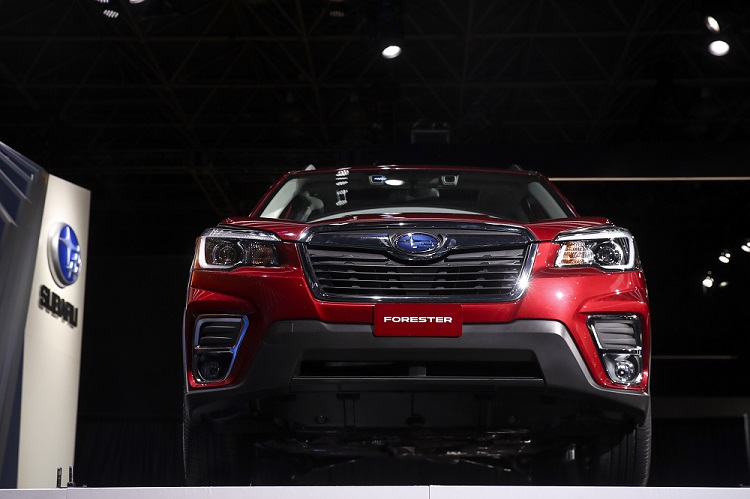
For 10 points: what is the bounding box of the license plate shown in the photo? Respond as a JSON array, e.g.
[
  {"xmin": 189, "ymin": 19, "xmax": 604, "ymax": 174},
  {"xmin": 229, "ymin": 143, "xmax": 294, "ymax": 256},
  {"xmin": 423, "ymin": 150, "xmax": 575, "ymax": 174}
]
[{"xmin": 374, "ymin": 303, "xmax": 462, "ymax": 337}]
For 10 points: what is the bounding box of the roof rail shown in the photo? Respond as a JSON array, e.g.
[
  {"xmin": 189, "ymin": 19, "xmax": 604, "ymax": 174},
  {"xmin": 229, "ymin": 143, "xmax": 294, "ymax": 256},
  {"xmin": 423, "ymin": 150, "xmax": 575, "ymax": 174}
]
[{"xmin": 508, "ymin": 164, "xmax": 540, "ymax": 176}]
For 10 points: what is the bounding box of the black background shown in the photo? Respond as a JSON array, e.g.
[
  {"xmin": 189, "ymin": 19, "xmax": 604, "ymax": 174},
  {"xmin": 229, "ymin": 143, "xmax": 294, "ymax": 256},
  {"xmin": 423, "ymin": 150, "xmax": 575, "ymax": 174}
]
[
  {"xmin": 74, "ymin": 143, "xmax": 750, "ymax": 487},
  {"xmin": 0, "ymin": 0, "xmax": 748, "ymax": 488}
]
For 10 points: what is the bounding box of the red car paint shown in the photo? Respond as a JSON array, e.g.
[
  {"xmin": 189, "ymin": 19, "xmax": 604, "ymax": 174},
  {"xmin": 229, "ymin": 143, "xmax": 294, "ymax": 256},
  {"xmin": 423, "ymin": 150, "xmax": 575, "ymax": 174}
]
[
  {"xmin": 183, "ymin": 166, "xmax": 652, "ymax": 486},
  {"xmin": 185, "ymin": 214, "xmax": 650, "ymax": 392}
]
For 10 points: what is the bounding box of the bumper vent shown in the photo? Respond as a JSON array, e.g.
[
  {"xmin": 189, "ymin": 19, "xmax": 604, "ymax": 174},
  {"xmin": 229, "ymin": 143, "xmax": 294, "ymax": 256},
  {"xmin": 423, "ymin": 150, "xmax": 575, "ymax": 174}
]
[
  {"xmin": 588, "ymin": 315, "xmax": 641, "ymax": 352},
  {"xmin": 300, "ymin": 223, "xmax": 535, "ymax": 302},
  {"xmin": 192, "ymin": 315, "xmax": 248, "ymax": 383},
  {"xmin": 195, "ymin": 318, "xmax": 245, "ymax": 348}
]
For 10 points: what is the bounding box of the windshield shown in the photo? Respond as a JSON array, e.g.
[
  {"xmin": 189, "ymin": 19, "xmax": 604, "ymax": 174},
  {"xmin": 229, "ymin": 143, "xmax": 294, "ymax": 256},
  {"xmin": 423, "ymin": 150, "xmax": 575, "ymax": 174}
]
[{"xmin": 257, "ymin": 168, "xmax": 573, "ymax": 223}]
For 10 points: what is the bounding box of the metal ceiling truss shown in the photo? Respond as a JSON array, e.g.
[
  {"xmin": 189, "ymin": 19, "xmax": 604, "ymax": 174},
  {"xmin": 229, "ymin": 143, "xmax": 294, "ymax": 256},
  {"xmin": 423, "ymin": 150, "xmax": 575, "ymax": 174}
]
[{"xmin": 0, "ymin": 0, "xmax": 748, "ymax": 216}]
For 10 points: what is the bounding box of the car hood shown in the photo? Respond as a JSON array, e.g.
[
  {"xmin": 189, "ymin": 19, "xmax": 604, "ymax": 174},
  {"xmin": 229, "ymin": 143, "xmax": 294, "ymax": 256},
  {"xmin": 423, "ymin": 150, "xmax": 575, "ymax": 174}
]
[{"xmin": 220, "ymin": 213, "xmax": 612, "ymax": 242}]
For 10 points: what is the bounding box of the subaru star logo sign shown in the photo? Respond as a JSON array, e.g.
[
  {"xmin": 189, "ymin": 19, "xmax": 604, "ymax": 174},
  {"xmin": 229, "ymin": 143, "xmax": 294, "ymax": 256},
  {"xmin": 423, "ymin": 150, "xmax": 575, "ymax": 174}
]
[
  {"xmin": 393, "ymin": 233, "xmax": 441, "ymax": 254},
  {"xmin": 47, "ymin": 222, "xmax": 82, "ymax": 288}
]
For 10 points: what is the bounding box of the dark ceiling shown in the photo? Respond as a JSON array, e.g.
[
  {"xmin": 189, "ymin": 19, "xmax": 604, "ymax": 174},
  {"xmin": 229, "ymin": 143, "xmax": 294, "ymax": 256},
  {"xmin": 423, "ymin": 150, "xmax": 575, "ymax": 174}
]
[{"xmin": 1, "ymin": 0, "xmax": 749, "ymax": 218}]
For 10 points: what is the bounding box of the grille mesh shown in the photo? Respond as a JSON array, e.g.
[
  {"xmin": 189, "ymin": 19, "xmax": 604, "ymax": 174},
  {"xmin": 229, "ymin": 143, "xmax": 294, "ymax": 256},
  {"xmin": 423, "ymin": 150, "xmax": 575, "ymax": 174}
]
[{"xmin": 305, "ymin": 246, "xmax": 527, "ymax": 300}]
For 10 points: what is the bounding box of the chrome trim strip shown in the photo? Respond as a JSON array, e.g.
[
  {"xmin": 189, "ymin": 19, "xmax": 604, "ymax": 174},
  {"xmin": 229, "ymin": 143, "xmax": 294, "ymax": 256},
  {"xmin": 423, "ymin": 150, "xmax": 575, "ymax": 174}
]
[{"xmin": 299, "ymin": 220, "xmax": 538, "ymax": 243}]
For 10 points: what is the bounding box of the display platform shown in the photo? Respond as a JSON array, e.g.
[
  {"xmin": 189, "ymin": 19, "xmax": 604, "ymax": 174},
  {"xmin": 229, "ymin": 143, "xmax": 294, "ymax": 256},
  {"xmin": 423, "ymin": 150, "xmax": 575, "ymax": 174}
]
[{"xmin": 1, "ymin": 486, "xmax": 749, "ymax": 499}]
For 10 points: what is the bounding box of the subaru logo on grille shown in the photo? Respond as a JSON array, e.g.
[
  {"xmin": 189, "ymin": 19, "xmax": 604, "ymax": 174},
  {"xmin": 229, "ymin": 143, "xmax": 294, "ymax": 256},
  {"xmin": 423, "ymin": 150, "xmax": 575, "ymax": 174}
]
[
  {"xmin": 393, "ymin": 233, "xmax": 441, "ymax": 254},
  {"xmin": 47, "ymin": 222, "xmax": 82, "ymax": 288}
]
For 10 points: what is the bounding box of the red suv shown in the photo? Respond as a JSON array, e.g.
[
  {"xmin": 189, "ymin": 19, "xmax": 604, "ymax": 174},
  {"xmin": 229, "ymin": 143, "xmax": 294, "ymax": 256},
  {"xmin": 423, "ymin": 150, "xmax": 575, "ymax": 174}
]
[{"xmin": 182, "ymin": 166, "xmax": 651, "ymax": 486}]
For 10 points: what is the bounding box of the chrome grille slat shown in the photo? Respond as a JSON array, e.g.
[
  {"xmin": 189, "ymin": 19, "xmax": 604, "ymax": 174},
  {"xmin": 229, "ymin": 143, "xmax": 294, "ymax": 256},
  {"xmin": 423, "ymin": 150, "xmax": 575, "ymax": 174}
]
[
  {"xmin": 314, "ymin": 265, "xmax": 521, "ymax": 274},
  {"xmin": 317, "ymin": 271, "xmax": 521, "ymax": 280},
  {"xmin": 315, "ymin": 266, "xmax": 522, "ymax": 274},
  {"xmin": 321, "ymin": 278, "xmax": 515, "ymax": 289},
  {"xmin": 320, "ymin": 277, "xmax": 516, "ymax": 289}
]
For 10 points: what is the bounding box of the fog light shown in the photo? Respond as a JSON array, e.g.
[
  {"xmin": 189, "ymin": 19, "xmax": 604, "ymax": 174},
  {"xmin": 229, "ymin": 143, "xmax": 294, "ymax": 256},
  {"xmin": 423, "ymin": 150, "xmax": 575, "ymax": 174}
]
[
  {"xmin": 603, "ymin": 353, "xmax": 642, "ymax": 385},
  {"xmin": 197, "ymin": 358, "xmax": 223, "ymax": 381},
  {"xmin": 615, "ymin": 358, "xmax": 636, "ymax": 381}
]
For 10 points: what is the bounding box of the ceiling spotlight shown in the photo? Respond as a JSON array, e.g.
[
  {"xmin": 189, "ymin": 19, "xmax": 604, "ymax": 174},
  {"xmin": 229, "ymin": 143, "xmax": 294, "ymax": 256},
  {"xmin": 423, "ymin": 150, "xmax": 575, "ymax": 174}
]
[
  {"xmin": 328, "ymin": 0, "xmax": 345, "ymax": 18},
  {"xmin": 702, "ymin": 274, "xmax": 714, "ymax": 288},
  {"xmin": 102, "ymin": 9, "xmax": 119, "ymax": 18},
  {"xmin": 377, "ymin": 0, "xmax": 403, "ymax": 59},
  {"xmin": 719, "ymin": 250, "xmax": 731, "ymax": 263},
  {"xmin": 708, "ymin": 40, "xmax": 730, "ymax": 56},
  {"xmin": 741, "ymin": 239, "xmax": 750, "ymax": 253},
  {"xmin": 704, "ymin": 15, "xmax": 721, "ymax": 33},
  {"xmin": 381, "ymin": 45, "xmax": 402, "ymax": 59}
]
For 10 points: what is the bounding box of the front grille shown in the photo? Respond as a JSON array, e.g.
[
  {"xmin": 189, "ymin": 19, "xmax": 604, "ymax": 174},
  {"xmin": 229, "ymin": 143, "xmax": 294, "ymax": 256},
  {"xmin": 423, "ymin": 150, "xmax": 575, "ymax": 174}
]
[
  {"xmin": 300, "ymin": 223, "xmax": 535, "ymax": 302},
  {"xmin": 308, "ymin": 247, "xmax": 524, "ymax": 296}
]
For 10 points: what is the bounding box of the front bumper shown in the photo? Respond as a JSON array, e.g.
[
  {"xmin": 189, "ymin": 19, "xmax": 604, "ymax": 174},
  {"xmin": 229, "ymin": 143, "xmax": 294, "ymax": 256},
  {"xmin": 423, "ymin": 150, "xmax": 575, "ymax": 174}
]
[{"xmin": 185, "ymin": 318, "xmax": 649, "ymax": 424}]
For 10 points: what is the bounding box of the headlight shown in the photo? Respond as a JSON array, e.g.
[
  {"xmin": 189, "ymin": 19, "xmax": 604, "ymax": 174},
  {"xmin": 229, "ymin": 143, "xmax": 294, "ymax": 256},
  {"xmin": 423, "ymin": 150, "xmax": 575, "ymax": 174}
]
[
  {"xmin": 554, "ymin": 226, "xmax": 637, "ymax": 271},
  {"xmin": 197, "ymin": 228, "xmax": 280, "ymax": 269}
]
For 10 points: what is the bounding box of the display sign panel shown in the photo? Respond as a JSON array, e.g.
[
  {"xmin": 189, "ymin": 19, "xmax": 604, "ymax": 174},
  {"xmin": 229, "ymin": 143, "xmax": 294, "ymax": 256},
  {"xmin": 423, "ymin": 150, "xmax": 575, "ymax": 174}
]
[{"xmin": 16, "ymin": 175, "xmax": 90, "ymax": 488}]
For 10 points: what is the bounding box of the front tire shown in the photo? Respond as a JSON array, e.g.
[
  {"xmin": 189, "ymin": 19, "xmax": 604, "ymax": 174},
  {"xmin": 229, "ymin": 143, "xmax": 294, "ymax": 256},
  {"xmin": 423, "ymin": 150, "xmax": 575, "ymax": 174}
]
[
  {"xmin": 183, "ymin": 406, "xmax": 253, "ymax": 486},
  {"xmin": 581, "ymin": 406, "xmax": 652, "ymax": 485}
]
